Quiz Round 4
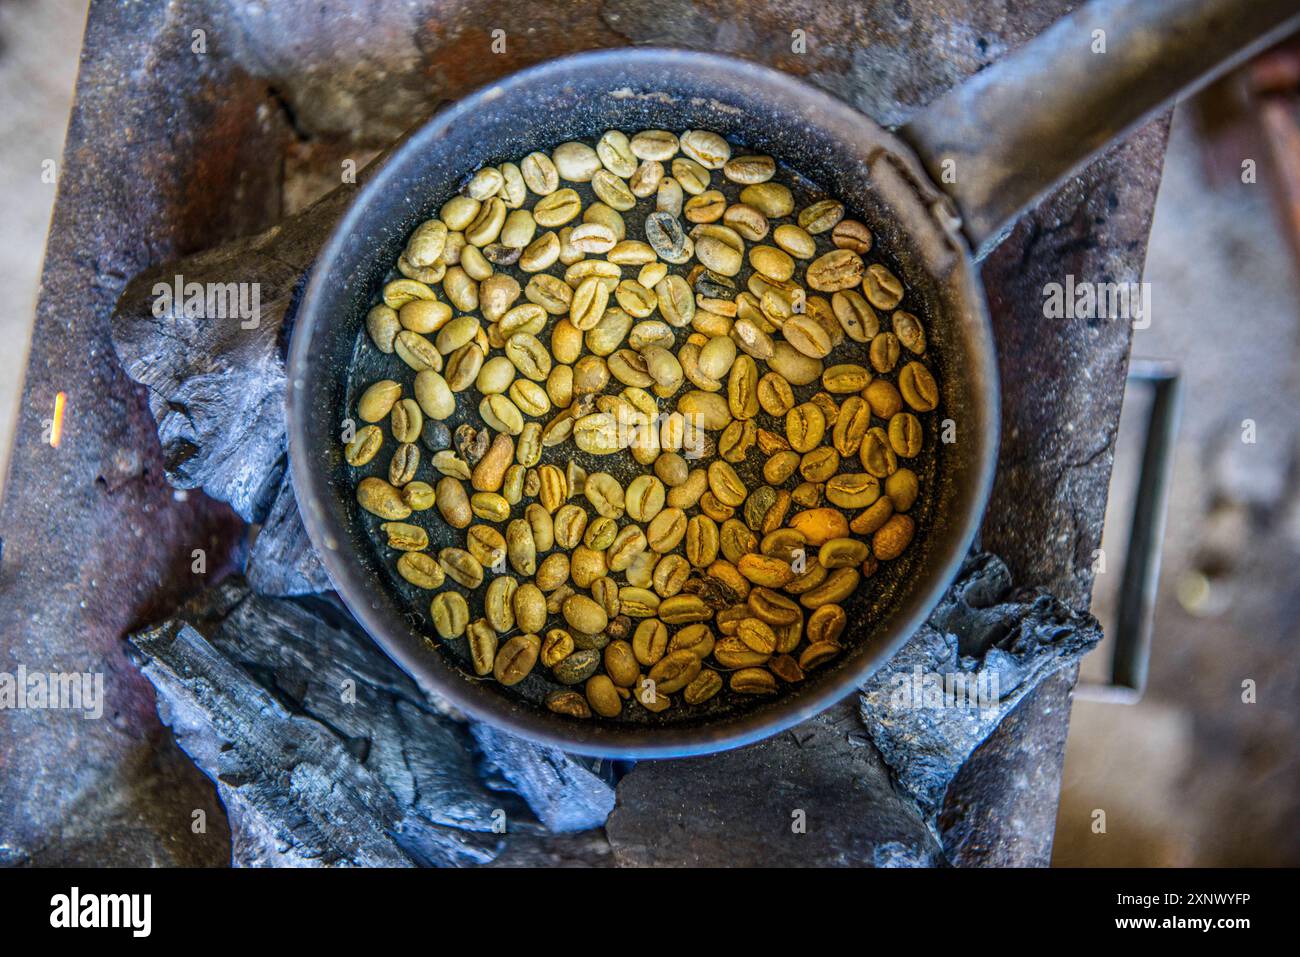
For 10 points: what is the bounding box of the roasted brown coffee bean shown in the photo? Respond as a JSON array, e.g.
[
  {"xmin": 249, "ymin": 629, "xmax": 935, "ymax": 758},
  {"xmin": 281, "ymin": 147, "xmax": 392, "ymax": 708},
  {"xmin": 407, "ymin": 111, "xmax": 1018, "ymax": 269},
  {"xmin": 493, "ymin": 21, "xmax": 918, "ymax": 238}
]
[
  {"xmin": 850, "ymin": 496, "xmax": 894, "ymax": 537},
  {"xmin": 898, "ymin": 361, "xmax": 939, "ymax": 412},
  {"xmin": 545, "ymin": 689, "xmax": 591, "ymax": 718},
  {"xmin": 747, "ymin": 587, "xmax": 802, "ymax": 626},
  {"xmin": 863, "ymin": 263, "xmax": 904, "ymax": 310},
  {"xmin": 494, "ymin": 634, "xmax": 540, "ymax": 686},
  {"xmin": 769, "ymin": 654, "xmax": 805, "ymax": 683},
  {"xmin": 799, "ymin": 567, "xmax": 859, "ymax": 608},
  {"xmin": 604, "ymin": 640, "xmax": 640, "ymax": 687},
  {"xmin": 819, "ymin": 537, "xmax": 870, "ymax": 569},
  {"xmin": 648, "ymin": 650, "xmax": 702, "ymax": 694},
  {"xmin": 730, "ymin": 667, "xmax": 777, "ymax": 695},
  {"xmin": 807, "ymin": 603, "xmax": 847, "ymax": 645},
  {"xmin": 886, "ymin": 468, "xmax": 920, "ymax": 512},
  {"xmin": 683, "ymin": 669, "xmax": 723, "ymax": 705},
  {"xmin": 831, "ymin": 218, "xmax": 872, "ymax": 253},
  {"xmin": 872, "ymin": 514, "xmax": 916, "ymax": 561},
  {"xmin": 789, "ymin": 507, "xmax": 849, "ymax": 545}
]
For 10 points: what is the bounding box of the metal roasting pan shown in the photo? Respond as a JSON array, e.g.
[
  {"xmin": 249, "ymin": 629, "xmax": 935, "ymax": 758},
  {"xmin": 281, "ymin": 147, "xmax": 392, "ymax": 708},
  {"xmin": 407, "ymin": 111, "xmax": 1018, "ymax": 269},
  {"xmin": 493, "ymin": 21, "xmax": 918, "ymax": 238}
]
[{"xmin": 288, "ymin": 0, "xmax": 1300, "ymax": 757}]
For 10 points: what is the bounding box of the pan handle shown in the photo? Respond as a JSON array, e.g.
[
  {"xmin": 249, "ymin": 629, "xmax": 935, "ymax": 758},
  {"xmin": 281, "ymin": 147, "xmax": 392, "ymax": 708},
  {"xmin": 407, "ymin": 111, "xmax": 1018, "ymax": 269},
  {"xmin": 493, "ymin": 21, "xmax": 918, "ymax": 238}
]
[{"xmin": 901, "ymin": 0, "xmax": 1300, "ymax": 258}]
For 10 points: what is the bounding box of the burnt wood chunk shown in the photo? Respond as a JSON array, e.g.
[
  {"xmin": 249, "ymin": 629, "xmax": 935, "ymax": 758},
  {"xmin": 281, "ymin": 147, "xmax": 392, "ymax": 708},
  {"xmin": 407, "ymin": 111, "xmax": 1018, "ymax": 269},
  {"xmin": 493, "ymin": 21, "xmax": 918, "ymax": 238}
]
[
  {"xmin": 110, "ymin": 186, "xmax": 359, "ymax": 595},
  {"xmin": 128, "ymin": 579, "xmax": 614, "ymax": 867},
  {"xmin": 858, "ymin": 553, "xmax": 1103, "ymax": 817}
]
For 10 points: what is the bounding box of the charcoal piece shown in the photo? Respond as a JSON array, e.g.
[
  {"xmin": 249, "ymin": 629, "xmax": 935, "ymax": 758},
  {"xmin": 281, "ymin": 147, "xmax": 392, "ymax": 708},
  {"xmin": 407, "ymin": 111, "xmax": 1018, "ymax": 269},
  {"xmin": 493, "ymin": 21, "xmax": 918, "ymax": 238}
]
[
  {"xmin": 246, "ymin": 478, "xmax": 332, "ymax": 596},
  {"xmin": 606, "ymin": 700, "xmax": 944, "ymax": 867},
  {"xmin": 109, "ymin": 182, "xmax": 358, "ymax": 592},
  {"xmin": 858, "ymin": 552, "xmax": 1103, "ymax": 815},
  {"xmin": 128, "ymin": 579, "xmax": 612, "ymax": 867},
  {"xmin": 471, "ymin": 723, "xmax": 618, "ymax": 834}
]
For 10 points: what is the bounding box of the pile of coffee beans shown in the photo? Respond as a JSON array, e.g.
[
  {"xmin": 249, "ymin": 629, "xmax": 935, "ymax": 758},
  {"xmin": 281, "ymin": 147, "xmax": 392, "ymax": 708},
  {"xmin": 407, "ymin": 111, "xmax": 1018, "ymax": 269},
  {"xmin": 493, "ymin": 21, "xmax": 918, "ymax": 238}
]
[{"xmin": 344, "ymin": 129, "xmax": 938, "ymax": 719}]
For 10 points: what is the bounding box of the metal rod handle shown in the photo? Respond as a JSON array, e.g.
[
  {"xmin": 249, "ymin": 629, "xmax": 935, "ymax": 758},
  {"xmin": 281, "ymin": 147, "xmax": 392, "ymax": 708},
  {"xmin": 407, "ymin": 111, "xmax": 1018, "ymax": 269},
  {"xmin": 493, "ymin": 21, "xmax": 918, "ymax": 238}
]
[{"xmin": 902, "ymin": 0, "xmax": 1300, "ymax": 258}]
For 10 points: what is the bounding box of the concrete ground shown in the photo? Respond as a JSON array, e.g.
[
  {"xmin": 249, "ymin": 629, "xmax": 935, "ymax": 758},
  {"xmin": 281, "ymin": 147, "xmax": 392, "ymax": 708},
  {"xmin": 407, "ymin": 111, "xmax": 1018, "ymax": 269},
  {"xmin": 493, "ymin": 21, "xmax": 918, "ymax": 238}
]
[{"xmin": 0, "ymin": 1, "xmax": 1295, "ymax": 866}]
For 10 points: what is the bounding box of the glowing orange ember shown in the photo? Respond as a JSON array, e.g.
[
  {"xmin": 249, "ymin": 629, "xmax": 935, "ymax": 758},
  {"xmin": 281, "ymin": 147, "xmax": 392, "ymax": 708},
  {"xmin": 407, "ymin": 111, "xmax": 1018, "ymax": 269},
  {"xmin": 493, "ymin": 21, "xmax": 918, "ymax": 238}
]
[{"xmin": 49, "ymin": 392, "xmax": 66, "ymax": 448}]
